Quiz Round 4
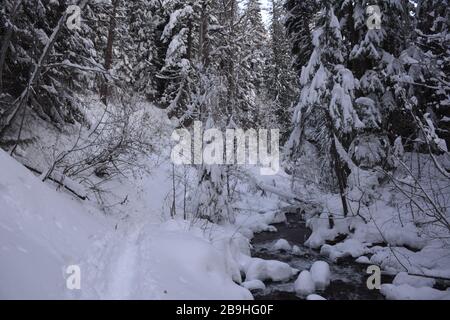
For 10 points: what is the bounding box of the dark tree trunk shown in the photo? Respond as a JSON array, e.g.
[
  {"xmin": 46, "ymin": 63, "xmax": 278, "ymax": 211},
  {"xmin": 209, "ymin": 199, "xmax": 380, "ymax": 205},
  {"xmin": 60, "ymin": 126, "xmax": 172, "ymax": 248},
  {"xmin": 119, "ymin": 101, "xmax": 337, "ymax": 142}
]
[
  {"xmin": 0, "ymin": 0, "xmax": 22, "ymax": 90},
  {"xmin": 100, "ymin": 0, "xmax": 119, "ymax": 105}
]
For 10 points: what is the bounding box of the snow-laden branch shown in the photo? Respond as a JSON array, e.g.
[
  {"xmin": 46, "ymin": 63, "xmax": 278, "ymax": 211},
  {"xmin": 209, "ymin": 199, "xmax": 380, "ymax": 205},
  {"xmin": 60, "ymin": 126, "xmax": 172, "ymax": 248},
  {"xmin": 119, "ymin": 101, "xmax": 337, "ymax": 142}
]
[{"xmin": 0, "ymin": 0, "xmax": 90, "ymax": 137}]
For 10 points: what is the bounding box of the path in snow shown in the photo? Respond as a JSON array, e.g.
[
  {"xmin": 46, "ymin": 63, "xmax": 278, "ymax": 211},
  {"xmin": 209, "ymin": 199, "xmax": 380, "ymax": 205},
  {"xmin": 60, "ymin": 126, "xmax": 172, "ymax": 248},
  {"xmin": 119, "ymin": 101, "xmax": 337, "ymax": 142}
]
[
  {"xmin": 80, "ymin": 221, "xmax": 160, "ymax": 300},
  {"xmin": 104, "ymin": 229, "xmax": 140, "ymax": 299}
]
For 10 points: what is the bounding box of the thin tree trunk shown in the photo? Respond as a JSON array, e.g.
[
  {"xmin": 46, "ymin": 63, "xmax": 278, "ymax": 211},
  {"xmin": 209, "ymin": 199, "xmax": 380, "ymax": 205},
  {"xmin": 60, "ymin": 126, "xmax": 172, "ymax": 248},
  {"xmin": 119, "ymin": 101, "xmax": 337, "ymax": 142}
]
[
  {"xmin": 330, "ymin": 136, "xmax": 349, "ymax": 220},
  {"xmin": 171, "ymin": 163, "xmax": 177, "ymax": 218},
  {"xmin": 200, "ymin": 2, "xmax": 209, "ymax": 67},
  {"xmin": 101, "ymin": 0, "xmax": 119, "ymax": 105},
  {"xmin": 324, "ymin": 112, "xmax": 350, "ymax": 224},
  {"xmin": 187, "ymin": 19, "xmax": 193, "ymax": 61},
  {"xmin": 226, "ymin": 0, "xmax": 236, "ymax": 118},
  {"xmin": 0, "ymin": 0, "xmax": 23, "ymax": 90}
]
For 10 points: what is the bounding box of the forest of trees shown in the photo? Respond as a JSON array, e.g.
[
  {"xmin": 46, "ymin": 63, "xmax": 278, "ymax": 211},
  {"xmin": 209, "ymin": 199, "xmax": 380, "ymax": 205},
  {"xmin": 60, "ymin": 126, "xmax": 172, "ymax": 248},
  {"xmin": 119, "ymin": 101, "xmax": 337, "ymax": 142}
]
[
  {"xmin": 284, "ymin": 0, "xmax": 449, "ymax": 227},
  {"xmin": 0, "ymin": 0, "xmax": 449, "ymax": 228}
]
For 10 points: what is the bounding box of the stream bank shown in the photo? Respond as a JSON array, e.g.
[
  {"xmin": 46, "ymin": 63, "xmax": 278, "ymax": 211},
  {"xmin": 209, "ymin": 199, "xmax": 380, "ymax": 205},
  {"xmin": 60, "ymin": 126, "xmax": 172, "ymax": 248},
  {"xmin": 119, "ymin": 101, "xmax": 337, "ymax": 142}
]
[{"xmin": 250, "ymin": 211, "xmax": 392, "ymax": 300}]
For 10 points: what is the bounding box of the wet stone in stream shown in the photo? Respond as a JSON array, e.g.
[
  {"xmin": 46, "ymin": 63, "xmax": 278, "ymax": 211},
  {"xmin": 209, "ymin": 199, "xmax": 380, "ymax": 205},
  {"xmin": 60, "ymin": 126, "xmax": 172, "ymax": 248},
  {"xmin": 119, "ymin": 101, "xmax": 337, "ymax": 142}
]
[{"xmin": 250, "ymin": 212, "xmax": 389, "ymax": 300}]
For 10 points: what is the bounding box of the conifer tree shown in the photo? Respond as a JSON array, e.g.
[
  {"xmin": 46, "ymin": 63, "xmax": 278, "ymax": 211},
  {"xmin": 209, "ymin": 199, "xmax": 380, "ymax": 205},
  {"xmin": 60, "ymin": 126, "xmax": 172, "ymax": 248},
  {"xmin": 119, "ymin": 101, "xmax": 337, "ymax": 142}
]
[
  {"xmin": 287, "ymin": 2, "xmax": 364, "ymax": 219},
  {"xmin": 265, "ymin": 0, "xmax": 298, "ymax": 143}
]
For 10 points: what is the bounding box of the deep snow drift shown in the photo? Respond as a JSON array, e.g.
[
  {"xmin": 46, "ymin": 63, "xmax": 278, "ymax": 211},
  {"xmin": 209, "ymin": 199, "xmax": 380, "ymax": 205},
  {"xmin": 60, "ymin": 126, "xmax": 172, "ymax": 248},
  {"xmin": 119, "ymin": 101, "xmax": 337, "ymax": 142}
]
[
  {"xmin": 0, "ymin": 149, "xmax": 108, "ymax": 299},
  {"xmin": 0, "ymin": 149, "xmax": 253, "ymax": 299}
]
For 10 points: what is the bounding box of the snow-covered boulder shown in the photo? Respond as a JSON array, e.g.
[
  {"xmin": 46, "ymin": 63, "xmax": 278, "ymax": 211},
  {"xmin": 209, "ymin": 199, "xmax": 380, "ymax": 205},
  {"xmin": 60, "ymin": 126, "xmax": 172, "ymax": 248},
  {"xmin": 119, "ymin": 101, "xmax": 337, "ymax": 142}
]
[
  {"xmin": 235, "ymin": 212, "xmax": 279, "ymax": 235},
  {"xmin": 294, "ymin": 271, "xmax": 315, "ymax": 296},
  {"xmin": 310, "ymin": 261, "xmax": 331, "ymax": 290},
  {"xmin": 307, "ymin": 294, "xmax": 327, "ymax": 300},
  {"xmin": 355, "ymin": 256, "xmax": 371, "ymax": 264},
  {"xmin": 272, "ymin": 212, "xmax": 287, "ymax": 224},
  {"xmin": 245, "ymin": 258, "xmax": 298, "ymax": 282},
  {"xmin": 272, "ymin": 239, "xmax": 292, "ymax": 252},
  {"xmin": 320, "ymin": 239, "xmax": 369, "ymax": 262},
  {"xmin": 292, "ymin": 245, "xmax": 302, "ymax": 255},
  {"xmin": 242, "ymin": 280, "xmax": 266, "ymax": 291}
]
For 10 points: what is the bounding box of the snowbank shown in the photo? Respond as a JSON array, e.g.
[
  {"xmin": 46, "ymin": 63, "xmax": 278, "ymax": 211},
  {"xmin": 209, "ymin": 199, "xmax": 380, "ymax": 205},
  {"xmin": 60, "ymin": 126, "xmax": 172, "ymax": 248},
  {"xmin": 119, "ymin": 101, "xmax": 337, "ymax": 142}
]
[
  {"xmin": 302, "ymin": 154, "xmax": 450, "ymax": 299},
  {"xmin": 81, "ymin": 218, "xmax": 253, "ymax": 300},
  {"xmin": 393, "ymin": 272, "xmax": 435, "ymax": 288},
  {"xmin": 381, "ymin": 284, "xmax": 450, "ymax": 300},
  {"xmin": 0, "ymin": 150, "xmax": 108, "ymax": 299},
  {"xmin": 0, "ymin": 150, "xmax": 253, "ymax": 300},
  {"xmin": 234, "ymin": 211, "xmax": 280, "ymax": 239}
]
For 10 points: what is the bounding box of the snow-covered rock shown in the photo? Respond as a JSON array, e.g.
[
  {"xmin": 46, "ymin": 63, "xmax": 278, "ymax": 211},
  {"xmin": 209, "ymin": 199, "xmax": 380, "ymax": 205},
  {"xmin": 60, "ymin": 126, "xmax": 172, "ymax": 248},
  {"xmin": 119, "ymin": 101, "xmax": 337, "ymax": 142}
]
[
  {"xmin": 242, "ymin": 280, "xmax": 266, "ymax": 291},
  {"xmin": 272, "ymin": 212, "xmax": 287, "ymax": 224},
  {"xmin": 272, "ymin": 239, "xmax": 292, "ymax": 252},
  {"xmin": 294, "ymin": 271, "xmax": 315, "ymax": 296},
  {"xmin": 292, "ymin": 245, "xmax": 302, "ymax": 255},
  {"xmin": 235, "ymin": 212, "xmax": 278, "ymax": 235},
  {"xmin": 307, "ymin": 294, "xmax": 327, "ymax": 300},
  {"xmin": 355, "ymin": 256, "xmax": 371, "ymax": 264},
  {"xmin": 320, "ymin": 239, "xmax": 369, "ymax": 262},
  {"xmin": 245, "ymin": 258, "xmax": 298, "ymax": 282},
  {"xmin": 310, "ymin": 261, "xmax": 331, "ymax": 290}
]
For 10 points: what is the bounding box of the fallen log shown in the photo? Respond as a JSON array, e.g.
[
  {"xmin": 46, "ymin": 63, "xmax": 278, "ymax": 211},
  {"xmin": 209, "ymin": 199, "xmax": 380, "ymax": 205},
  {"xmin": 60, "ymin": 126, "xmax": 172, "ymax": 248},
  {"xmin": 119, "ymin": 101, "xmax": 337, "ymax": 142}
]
[{"xmin": 23, "ymin": 164, "xmax": 88, "ymax": 201}]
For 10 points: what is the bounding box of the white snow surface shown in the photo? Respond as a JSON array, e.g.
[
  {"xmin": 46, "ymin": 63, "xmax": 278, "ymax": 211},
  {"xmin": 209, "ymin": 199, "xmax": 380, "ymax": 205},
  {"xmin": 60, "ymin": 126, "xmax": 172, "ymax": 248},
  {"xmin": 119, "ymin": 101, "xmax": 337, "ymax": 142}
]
[
  {"xmin": 392, "ymin": 272, "xmax": 436, "ymax": 289},
  {"xmin": 0, "ymin": 149, "xmax": 107, "ymax": 299},
  {"xmin": 381, "ymin": 284, "xmax": 450, "ymax": 300},
  {"xmin": 0, "ymin": 149, "xmax": 252, "ymax": 299}
]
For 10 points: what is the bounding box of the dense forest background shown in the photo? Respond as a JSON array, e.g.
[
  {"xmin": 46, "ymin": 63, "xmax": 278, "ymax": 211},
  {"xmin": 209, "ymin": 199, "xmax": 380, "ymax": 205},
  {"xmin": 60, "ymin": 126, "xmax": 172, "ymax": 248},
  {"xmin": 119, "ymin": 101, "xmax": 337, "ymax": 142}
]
[{"xmin": 0, "ymin": 0, "xmax": 450, "ymax": 300}]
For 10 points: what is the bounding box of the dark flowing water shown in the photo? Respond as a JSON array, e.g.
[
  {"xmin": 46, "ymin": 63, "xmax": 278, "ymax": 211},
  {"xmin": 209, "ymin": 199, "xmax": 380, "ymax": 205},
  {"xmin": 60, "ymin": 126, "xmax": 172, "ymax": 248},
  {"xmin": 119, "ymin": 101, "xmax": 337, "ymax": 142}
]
[{"xmin": 250, "ymin": 212, "xmax": 391, "ymax": 300}]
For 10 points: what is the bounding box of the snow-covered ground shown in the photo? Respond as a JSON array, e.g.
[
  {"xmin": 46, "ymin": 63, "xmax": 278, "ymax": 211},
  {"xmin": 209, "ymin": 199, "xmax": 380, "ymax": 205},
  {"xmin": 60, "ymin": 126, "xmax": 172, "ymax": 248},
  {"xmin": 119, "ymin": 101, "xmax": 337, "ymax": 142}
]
[
  {"xmin": 0, "ymin": 100, "xmax": 292, "ymax": 300},
  {"xmin": 2, "ymin": 99, "xmax": 450, "ymax": 300},
  {"xmin": 0, "ymin": 148, "xmax": 108, "ymax": 299},
  {"xmin": 0, "ymin": 148, "xmax": 256, "ymax": 299}
]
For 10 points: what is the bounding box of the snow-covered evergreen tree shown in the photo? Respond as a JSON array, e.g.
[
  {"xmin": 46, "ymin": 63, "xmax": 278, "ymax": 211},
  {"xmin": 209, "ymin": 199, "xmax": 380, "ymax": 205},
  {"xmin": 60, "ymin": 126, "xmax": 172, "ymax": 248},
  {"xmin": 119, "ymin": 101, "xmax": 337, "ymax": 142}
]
[
  {"xmin": 413, "ymin": 0, "xmax": 449, "ymax": 148},
  {"xmin": 158, "ymin": 1, "xmax": 196, "ymax": 116},
  {"xmin": 287, "ymin": 2, "xmax": 365, "ymax": 218},
  {"xmin": 242, "ymin": 0, "xmax": 267, "ymax": 92},
  {"xmin": 284, "ymin": 0, "xmax": 318, "ymax": 74},
  {"xmin": 264, "ymin": 0, "xmax": 298, "ymax": 143},
  {"xmin": 209, "ymin": 0, "xmax": 269, "ymax": 129},
  {"xmin": 0, "ymin": 0, "xmax": 102, "ymax": 135},
  {"xmin": 193, "ymin": 114, "xmax": 234, "ymax": 224},
  {"xmin": 116, "ymin": 0, "xmax": 162, "ymax": 100},
  {"xmin": 338, "ymin": 0, "xmax": 413, "ymax": 168}
]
